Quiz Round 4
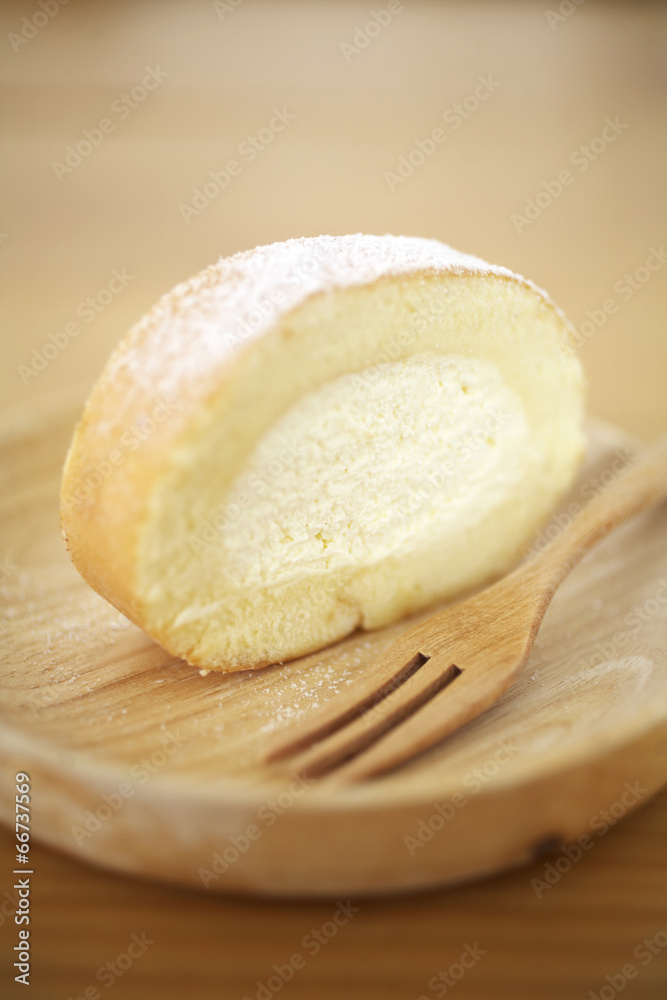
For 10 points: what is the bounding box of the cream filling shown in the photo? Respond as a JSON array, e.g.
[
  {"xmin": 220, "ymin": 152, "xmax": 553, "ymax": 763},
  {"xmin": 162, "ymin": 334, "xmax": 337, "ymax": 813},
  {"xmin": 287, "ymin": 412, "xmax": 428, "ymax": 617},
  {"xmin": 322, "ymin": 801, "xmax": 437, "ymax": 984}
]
[{"xmin": 217, "ymin": 352, "xmax": 534, "ymax": 589}]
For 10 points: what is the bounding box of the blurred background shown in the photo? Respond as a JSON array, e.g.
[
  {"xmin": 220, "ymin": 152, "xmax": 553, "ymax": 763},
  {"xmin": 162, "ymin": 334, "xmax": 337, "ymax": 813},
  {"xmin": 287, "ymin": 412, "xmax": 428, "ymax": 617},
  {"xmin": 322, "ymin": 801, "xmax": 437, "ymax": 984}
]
[
  {"xmin": 2, "ymin": 0, "xmax": 667, "ymax": 437},
  {"xmin": 1, "ymin": 1, "xmax": 666, "ymax": 998}
]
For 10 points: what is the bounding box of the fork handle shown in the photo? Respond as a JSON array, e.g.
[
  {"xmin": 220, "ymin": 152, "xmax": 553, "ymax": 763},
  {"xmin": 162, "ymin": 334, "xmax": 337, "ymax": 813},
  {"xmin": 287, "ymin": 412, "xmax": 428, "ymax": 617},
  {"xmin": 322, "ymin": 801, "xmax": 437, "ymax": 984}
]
[{"xmin": 520, "ymin": 434, "xmax": 667, "ymax": 600}]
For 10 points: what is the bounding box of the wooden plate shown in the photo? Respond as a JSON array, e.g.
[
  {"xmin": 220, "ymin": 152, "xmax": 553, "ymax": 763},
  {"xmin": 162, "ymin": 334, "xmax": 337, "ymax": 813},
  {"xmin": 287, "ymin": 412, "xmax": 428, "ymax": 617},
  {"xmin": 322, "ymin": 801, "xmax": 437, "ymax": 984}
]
[{"xmin": 1, "ymin": 396, "xmax": 666, "ymax": 897}]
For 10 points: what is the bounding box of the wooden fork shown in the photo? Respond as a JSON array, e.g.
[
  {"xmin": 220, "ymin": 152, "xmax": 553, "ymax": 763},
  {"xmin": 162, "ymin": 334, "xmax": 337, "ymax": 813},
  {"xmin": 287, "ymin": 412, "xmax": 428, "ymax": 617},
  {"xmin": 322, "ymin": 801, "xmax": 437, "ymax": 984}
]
[{"xmin": 264, "ymin": 436, "xmax": 667, "ymax": 785}]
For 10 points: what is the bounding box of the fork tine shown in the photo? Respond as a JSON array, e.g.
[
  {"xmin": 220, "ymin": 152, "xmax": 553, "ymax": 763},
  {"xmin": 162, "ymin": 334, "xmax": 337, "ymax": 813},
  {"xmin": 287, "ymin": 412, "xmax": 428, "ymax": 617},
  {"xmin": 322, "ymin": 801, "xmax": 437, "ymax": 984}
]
[
  {"xmin": 322, "ymin": 657, "xmax": 526, "ymax": 786},
  {"xmin": 264, "ymin": 643, "xmax": 428, "ymax": 763},
  {"xmin": 286, "ymin": 660, "xmax": 462, "ymax": 778}
]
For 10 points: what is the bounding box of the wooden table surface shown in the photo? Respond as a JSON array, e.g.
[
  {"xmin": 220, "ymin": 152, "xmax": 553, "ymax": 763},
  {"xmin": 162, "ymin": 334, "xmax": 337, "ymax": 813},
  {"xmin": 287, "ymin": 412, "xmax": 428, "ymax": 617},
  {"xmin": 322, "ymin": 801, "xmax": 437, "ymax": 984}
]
[{"xmin": 1, "ymin": 1, "xmax": 666, "ymax": 997}]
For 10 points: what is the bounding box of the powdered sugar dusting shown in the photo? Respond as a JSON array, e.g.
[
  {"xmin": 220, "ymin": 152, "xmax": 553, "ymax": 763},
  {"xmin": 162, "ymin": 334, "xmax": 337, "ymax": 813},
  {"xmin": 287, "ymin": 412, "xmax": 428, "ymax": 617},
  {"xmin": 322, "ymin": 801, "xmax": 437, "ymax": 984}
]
[{"xmin": 102, "ymin": 234, "xmax": 558, "ymax": 400}]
